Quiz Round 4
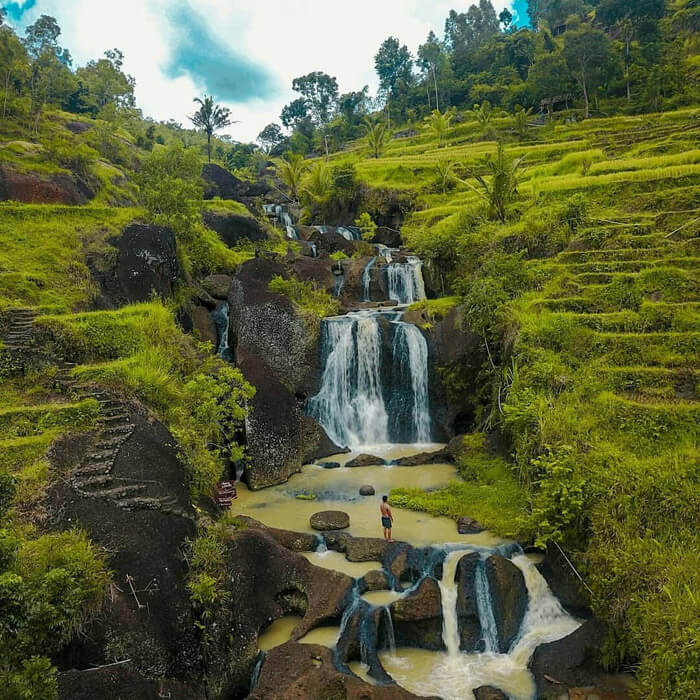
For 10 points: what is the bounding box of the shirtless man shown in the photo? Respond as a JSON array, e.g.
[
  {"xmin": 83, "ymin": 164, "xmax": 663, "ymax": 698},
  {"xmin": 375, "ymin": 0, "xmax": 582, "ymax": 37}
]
[{"xmin": 380, "ymin": 495, "xmax": 394, "ymax": 542}]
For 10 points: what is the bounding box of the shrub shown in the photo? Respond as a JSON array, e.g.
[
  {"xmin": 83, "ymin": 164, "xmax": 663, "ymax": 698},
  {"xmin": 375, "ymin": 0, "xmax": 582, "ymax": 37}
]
[{"xmin": 268, "ymin": 276, "xmax": 340, "ymax": 318}]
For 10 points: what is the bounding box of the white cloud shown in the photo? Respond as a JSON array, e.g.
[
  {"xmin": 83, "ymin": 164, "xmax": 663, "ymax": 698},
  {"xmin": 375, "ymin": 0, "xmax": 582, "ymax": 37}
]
[{"xmin": 15, "ymin": 0, "xmax": 513, "ymax": 142}]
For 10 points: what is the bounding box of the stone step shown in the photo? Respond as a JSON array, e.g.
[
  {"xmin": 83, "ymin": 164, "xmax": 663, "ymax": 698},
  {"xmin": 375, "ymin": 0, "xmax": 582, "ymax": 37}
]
[
  {"xmin": 85, "ymin": 450, "xmax": 119, "ymax": 463},
  {"xmin": 73, "ymin": 464, "xmax": 111, "ymax": 478},
  {"xmin": 101, "ymin": 414, "xmax": 130, "ymax": 424},
  {"xmin": 80, "ymin": 484, "xmax": 147, "ymax": 500},
  {"xmin": 94, "ymin": 436, "xmax": 129, "ymax": 450},
  {"xmin": 115, "ymin": 496, "xmax": 162, "ymax": 511},
  {"xmin": 103, "ymin": 424, "xmax": 135, "ymax": 437},
  {"xmin": 72, "ymin": 474, "xmax": 113, "ymax": 490}
]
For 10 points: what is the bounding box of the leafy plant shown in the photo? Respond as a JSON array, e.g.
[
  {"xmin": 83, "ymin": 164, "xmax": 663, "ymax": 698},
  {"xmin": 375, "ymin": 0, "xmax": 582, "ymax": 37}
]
[
  {"xmin": 423, "ymin": 108, "xmax": 454, "ymax": 147},
  {"xmin": 276, "ymin": 152, "xmax": 308, "ymax": 203},
  {"xmin": 189, "ymin": 94, "xmax": 233, "ymax": 162},
  {"xmin": 354, "ymin": 212, "xmax": 377, "ymax": 241},
  {"xmin": 363, "ymin": 117, "xmax": 389, "ymax": 159}
]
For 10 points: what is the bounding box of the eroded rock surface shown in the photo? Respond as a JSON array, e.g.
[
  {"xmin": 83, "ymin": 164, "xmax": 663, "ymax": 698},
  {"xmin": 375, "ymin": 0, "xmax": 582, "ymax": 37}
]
[
  {"xmin": 485, "ymin": 554, "xmax": 528, "ymax": 653},
  {"xmin": 389, "ymin": 577, "xmax": 444, "ymax": 651},
  {"xmin": 455, "ymin": 552, "xmax": 482, "ymax": 651},
  {"xmin": 0, "ymin": 164, "xmax": 94, "ymax": 204},
  {"xmin": 310, "ymin": 510, "xmax": 350, "ymax": 531}
]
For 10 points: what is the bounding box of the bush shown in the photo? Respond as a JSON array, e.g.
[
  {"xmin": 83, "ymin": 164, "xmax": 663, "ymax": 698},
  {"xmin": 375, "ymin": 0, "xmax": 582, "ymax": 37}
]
[{"xmin": 268, "ymin": 276, "xmax": 340, "ymax": 318}]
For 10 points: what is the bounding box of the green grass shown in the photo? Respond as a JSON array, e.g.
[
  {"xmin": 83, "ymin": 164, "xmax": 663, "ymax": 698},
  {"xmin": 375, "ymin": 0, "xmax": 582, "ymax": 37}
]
[{"xmin": 268, "ymin": 275, "xmax": 340, "ymax": 318}]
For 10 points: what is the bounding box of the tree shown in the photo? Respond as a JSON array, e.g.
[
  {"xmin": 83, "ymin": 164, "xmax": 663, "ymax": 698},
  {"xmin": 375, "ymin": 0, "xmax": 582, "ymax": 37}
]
[
  {"xmin": 291, "ymin": 72, "xmax": 338, "ymax": 126},
  {"xmin": 276, "ymin": 152, "xmax": 308, "ymax": 202},
  {"xmin": 354, "ymin": 212, "xmax": 378, "ymax": 241},
  {"xmin": 337, "ymin": 87, "xmax": 369, "ymax": 127},
  {"xmin": 257, "ymin": 123, "xmax": 285, "ymax": 154},
  {"xmin": 463, "ymin": 142, "xmax": 526, "ymax": 222},
  {"xmin": 280, "ymin": 98, "xmax": 310, "ymax": 129},
  {"xmin": 418, "ymin": 31, "xmax": 446, "ymax": 110},
  {"xmin": 513, "ymin": 105, "xmax": 533, "ymax": 138},
  {"xmin": 374, "ymin": 37, "xmax": 414, "ymax": 98},
  {"xmin": 424, "ymin": 109, "xmax": 454, "ymax": 147},
  {"xmin": 444, "ymin": 1, "xmax": 500, "ymax": 77},
  {"xmin": 435, "ymin": 160, "xmax": 456, "ymax": 194},
  {"xmin": 1, "ymin": 17, "xmax": 29, "ymax": 119},
  {"xmin": 24, "ymin": 15, "xmax": 71, "ymax": 64},
  {"xmin": 596, "ymin": 0, "xmax": 665, "ymax": 102},
  {"xmin": 302, "ymin": 161, "xmax": 332, "ymax": 219},
  {"xmin": 189, "ymin": 95, "xmax": 233, "ymax": 162},
  {"xmin": 75, "ymin": 49, "xmax": 135, "ymax": 113},
  {"xmin": 362, "ymin": 117, "xmax": 388, "ymax": 159},
  {"xmin": 138, "ymin": 144, "xmax": 204, "ymax": 236},
  {"xmin": 473, "ymin": 99, "xmax": 494, "ymax": 126},
  {"xmin": 563, "ymin": 27, "xmax": 613, "ymax": 119},
  {"xmin": 499, "ymin": 8, "xmax": 514, "ymax": 31}
]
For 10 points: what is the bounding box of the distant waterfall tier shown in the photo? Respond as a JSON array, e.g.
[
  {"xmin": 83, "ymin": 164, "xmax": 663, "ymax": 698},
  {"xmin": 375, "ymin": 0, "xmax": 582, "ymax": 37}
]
[
  {"xmin": 387, "ymin": 257, "xmax": 427, "ymax": 305},
  {"xmin": 307, "ymin": 310, "xmax": 432, "ymax": 448}
]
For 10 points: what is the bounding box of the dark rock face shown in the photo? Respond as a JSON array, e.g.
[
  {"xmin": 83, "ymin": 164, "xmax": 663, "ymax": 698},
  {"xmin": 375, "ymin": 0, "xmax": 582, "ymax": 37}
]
[
  {"xmin": 228, "ymin": 258, "xmax": 339, "ymax": 488},
  {"xmin": 0, "ymin": 164, "xmax": 94, "ymax": 204},
  {"xmin": 389, "ymin": 578, "xmax": 445, "ymax": 651},
  {"xmin": 248, "ymin": 642, "xmax": 430, "ymax": 700},
  {"xmin": 201, "ymin": 274, "xmax": 232, "ymax": 300},
  {"xmin": 346, "ymin": 453, "xmax": 385, "ymax": 467},
  {"xmin": 457, "ymin": 516, "xmax": 485, "ymax": 534},
  {"xmin": 536, "ymin": 544, "xmax": 592, "ymax": 618},
  {"xmin": 95, "ymin": 223, "xmax": 180, "ymax": 305},
  {"xmin": 362, "ymin": 569, "xmax": 390, "ymax": 591},
  {"xmin": 473, "ymin": 686, "xmax": 507, "ymax": 700},
  {"xmin": 201, "ymin": 163, "xmax": 269, "ymax": 203},
  {"xmin": 359, "ymin": 484, "xmax": 376, "ymax": 496},
  {"xmin": 310, "ymin": 510, "xmax": 350, "ymax": 531},
  {"xmin": 205, "ymin": 529, "xmax": 353, "ymax": 698},
  {"xmin": 485, "ymin": 555, "xmax": 528, "ymax": 653},
  {"xmin": 191, "ymin": 305, "xmax": 217, "ymax": 346},
  {"xmin": 303, "ymin": 227, "xmax": 356, "ymax": 257},
  {"xmin": 324, "ymin": 532, "xmax": 390, "ymax": 563},
  {"xmin": 234, "ymin": 516, "xmax": 318, "ymax": 552},
  {"xmin": 455, "ymin": 552, "xmax": 482, "ymax": 651},
  {"xmin": 64, "ymin": 120, "xmax": 92, "ymax": 134},
  {"xmin": 529, "ymin": 619, "xmax": 609, "ymax": 698},
  {"xmin": 203, "ymin": 210, "xmax": 268, "ymax": 246},
  {"xmin": 391, "ymin": 448, "xmax": 451, "ymax": 466}
]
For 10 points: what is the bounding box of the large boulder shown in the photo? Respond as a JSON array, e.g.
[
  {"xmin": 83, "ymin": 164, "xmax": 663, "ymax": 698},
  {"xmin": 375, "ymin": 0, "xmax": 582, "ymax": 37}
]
[
  {"xmin": 529, "ymin": 619, "xmax": 612, "ymax": 699},
  {"xmin": 201, "ymin": 274, "xmax": 232, "ymax": 300},
  {"xmin": 324, "ymin": 532, "xmax": 391, "ymax": 562},
  {"xmin": 0, "ymin": 164, "xmax": 94, "ymax": 204},
  {"xmin": 457, "ymin": 516, "xmax": 485, "ymax": 535},
  {"xmin": 203, "ymin": 210, "xmax": 268, "ymax": 246},
  {"xmin": 485, "ymin": 555, "xmax": 528, "ymax": 653},
  {"xmin": 391, "ymin": 448, "xmax": 451, "ymax": 466},
  {"xmin": 346, "ymin": 453, "xmax": 385, "ymax": 467},
  {"xmin": 228, "ymin": 258, "xmax": 339, "ymax": 488},
  {"xmin": 205, "ymin": 529, "xmax": 354, "ymax": 698},
  {"xmin": 389, "ymin": 577, "xmax": 444, "ymax": 651},
  {"xmin": 536, "ymin": 544, "xmax": 592, "ymax": 618},
  {"xmin": 201, "ymin": 163, "xmax": 269, "ymax": 203},
  {"xmin": 191, "ymin": 305, "xmax": 217, "ymax": 346},
  {"xmin": 473, "ymin": 687, "xmax": 507, "ymax": 700},
  {"xmin": 233, "ymin": 516, "xmax": 318, "ymax": 552},
  {"xmin": 310, "ymin": 510, "xmax": 350, "ymax": 531},
  {"xmin": 455, "ymin": 552, "xmax": 482, "ymax": 651}
]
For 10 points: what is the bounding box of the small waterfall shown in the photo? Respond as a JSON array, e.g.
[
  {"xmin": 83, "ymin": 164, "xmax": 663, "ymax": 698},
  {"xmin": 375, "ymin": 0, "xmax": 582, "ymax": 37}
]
[
  {"xmin": 286, "ymin": 225, "xmax": 298, "ymax": 240},
  {"xmin": 211, "ymin": 303, "xmax": 233, "ymax": 362},
  {"xmin": 337, "ymin": 226, "xmax": 355, "ymax": 241},
  {"xmin": 315, "ymin": 535, "xmax": 328, "ymax": 554},
  {"xmin": 439, "ymin": 551, "xmax": 463, "ymax": 657},
  {"xmin": 309, "ymin": 242, "xmax": 318, "ymax": 258},
  {"xmin": 281, "ymin": 211, "xmax": 293, "ymax": 228},
  {"xmin": 387, "ymin": 257, "xmax": 426, "ymax": 305},
  {"xmin": 307, "ymin": 313, "xmax": 389, "ymax": 447},
  {"xmin": 250, "ymin": 651, "xmax": 265, "ymax": 690},
  {"xmin": 362, "ymin": 257, "xmax": 376, "ymax": 302},
  {"xmin": 475, "ymin": 559, "xmax": 499, "ymax": 653},
  {"xmin": 390, "ymin": 322, "xmax": 431, "ymax": 443},
  {"xmin": 384, "ymin": 607, "xmax": 396, "ymax": 655}
]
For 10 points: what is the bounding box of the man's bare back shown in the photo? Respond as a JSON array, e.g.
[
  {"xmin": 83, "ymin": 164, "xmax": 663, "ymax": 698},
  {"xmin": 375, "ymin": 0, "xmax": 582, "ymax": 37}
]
[{"xmin": 380, "ymin": 496, "xmax": 393, "ymax": 542}]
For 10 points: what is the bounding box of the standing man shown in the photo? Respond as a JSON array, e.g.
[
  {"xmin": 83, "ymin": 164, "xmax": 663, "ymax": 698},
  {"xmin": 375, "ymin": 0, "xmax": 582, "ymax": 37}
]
[{"xmin": 381, "ymin": 495, "xmax": 394, "ymax": 542}]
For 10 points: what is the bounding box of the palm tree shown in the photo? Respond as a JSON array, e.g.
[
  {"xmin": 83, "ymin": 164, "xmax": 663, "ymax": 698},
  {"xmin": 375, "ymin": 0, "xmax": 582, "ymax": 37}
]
[
  {"xmin": 303, "ymin": 161, "xmax": 332, "ymax": 220},
  {"xmin": 363, "ymin": 117, "xmax": 388, "ymax": 159},
  {"xmin": 435, "ymin": 160, "xmax": 456, "ymax": 194},
  {"xmin": 189, "ymin": 95, "xmax": 233, "ymax": 162},
  {"xmin": 276, "ymin": 152, "xmax": 308, "ymax": 203},
  {"xmin": 472, "ymin": 100, "xmax": 493, "ymax": 128},
  {"xmin": 462, "ymin": 142, "xmax": 526, "ymax": 223},
  {"xmin": 424, "ymin": 109, "xmax": 454, "ymax": 147}
]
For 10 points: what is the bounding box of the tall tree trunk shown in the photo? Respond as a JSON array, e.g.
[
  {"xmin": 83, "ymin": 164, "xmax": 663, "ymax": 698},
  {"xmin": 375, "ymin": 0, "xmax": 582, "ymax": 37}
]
[
  {"xmin": 427, "ymin": 84, "xmax": 431, "ymax": 111},
  {"xmin": 433, "ymin": 66, "xmax": 439, "ymax": 112},
  {"xmin": 207, "ymin": 133, "xmax": 212, "ymax": 162},
  {"xmin": 581, "ymin": 69, "xmax": 589, "ymax": 119},
  {"xmin": 625, "ymin": 38, "xmax": 631, "ymax": 103},
  {"xmin": 2, "ymin": 70, "xmax": 10, "ymax": 119}
]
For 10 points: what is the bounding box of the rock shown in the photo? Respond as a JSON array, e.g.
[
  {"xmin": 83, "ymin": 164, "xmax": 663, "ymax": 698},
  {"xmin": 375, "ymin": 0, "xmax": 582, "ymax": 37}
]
[
  {"xmin": 201, "ymin": 163, "xmax": 269, "ymax": 202},
  {"xmin": 291, "ymin": 255, "xmax": 337, "ymax": 298},
  {"xmin": 536, "ymin": 544, "xmax": 592, "ymax": 618},
  {"xmin": 191, "ymin": 305, "xmax": 217, "ymax": 347},
  {"xmin": 359, "ymin": 484, "xmax": 375, "ymax": 496},
  {"xmin": 105, "ymin": 223, "xmax": 180, "ymax": 304},
  {"xmin": 457, "ymin": 516, "xmax": 485, "ymax": 534},
  {"xmin": 485, "ymin": 555, "xmax": 528, "ymax": 653},
  {"xmin": 455, "ymin": 552, "xmax": 482, "ymax": 651},
  {"xmin": 324, "ymin": 532, "xmax": 390, "ymax": 562},
  {"xmin": 204, "ymin": 529, "xmax": 353, "ymax": 697},
  {"xmin": 303, "ymin": 227, "xmax": 356, "ymax": 257},
  {"xmin": 318, "ymin": 460, "xmax": 341, "ymax": 469},
  {"xmin": 346, "ymin": 453, "xmax": 385, "ymax": 467},
  {"xmin": 389, "ymin": 577, "xmax": 444, "ymax": 650},
  {"xmin": 248, "ymin": 642, "xmax": 430, "ymax": 699},
  {"xmin": 529, "ymin": 619, "xmax": 611, "ymax": 699},
  {"xmin": 202, "ymin": 274, "xmax": 232, "ymax": 300},
  {"xmin": 203, "ymin": 210, "xmax": 268, "ymax": 246},
  {"xmin": 473, "ymin": 686, "xmax": 507, "ymax": 700},
  {"xmin": 310, "ymin": 510, "xmax": 350, "ymax": 531},
  {"xmin": 234, "ymin": 516, "xmax": 318, "ymax": 552},
  {"xmin": 0, "ymin": 164, "xmax": 94, "ymax": 205},
  {"xmin": 391, "ymin": 448, "xmax": 451, "ymax": 466},
  {"xmin": 64, "ymin": 120, "xmax": 92, "ymax": 134},
  {"xmin": 362, "ymin": 569, "xmax": 390, "ymax": 591}
]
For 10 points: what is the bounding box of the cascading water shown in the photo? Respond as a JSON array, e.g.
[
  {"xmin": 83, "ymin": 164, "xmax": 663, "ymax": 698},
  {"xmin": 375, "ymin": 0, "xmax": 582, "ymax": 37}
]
[
  {"xmin": 286, "ymin": 225, "xmax": 298, "ymax": 240},
  {"xmin": 475, "ymin": 558, "xmax": 499, "ymax": 653},
  {"xmin": 386, "ymin": 256, "xmax": 427, "ymax": 305},
  {"xmin": 439, "ymin": 551, "xmax": 463, "ymax": 656},
  {"xmin": 211, "ymin": 303, "xmax": 233, "ymax": 362},
  {"xmin": 362, "ymin": 257, "xmax": 376, "ymax": 302}
]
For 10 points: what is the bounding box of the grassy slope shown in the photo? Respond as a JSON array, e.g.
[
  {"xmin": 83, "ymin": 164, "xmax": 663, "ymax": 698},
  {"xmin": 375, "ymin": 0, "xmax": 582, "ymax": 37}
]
[{"xmin": 329, "ymin": 108, "xmax": 699, "ymax": 697}]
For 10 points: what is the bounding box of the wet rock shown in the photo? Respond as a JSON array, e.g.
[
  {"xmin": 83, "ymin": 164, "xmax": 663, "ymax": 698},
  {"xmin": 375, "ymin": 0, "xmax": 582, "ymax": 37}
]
[
  {"xmin": 0, "ymin": 164, "xmax": 94, "ymax": 204},
  {"xmin": 291, "ymin": 255, "xmax": 337, "ymax": 298},
  {"xmin": 191, "ymin": 305, "xmax": 217, "ymax": 347},
  {"xmin": 384, "ymin": 545, "xmax": 445, "ymax": 585},
  {"xmin": 248, "ymin": 642, "xmax": 430, "ymax": 699},
  {"xmin": 455, "ymin": 552, "xmax": 482, "ymax": 651},
  {"xmin": 536, "ymin": 544, "xmax": 592, "ymax": 618},
  {"xmin": 389, "ymin": 577, "xmax": 445, "ymax": 651},
  {"xmin": 346, "ymin": 453, "xmax": 385, "ymax": 467},
  {"xmin": 473, "ymin": 686, "xmax": 507, "ymax": 700},
  {"xmin": 318, "ymin": 460, "xmax": 341, "ymax": 469},
  {"xmin": 310, "ymin": 510, "xmax": 350, "ymax": 531},
  {"xmin": 325, "ymin": 532, "xmax": 390, "ymax": 562},
  {"xmin": 202, "ymin": 163, "xmax": 269, "ymax": 202},
  {"xmin": 485, "ymin": 554, "xmax": 528, "ymax": 653},
  {"xmin": 201, "ymin": 274, "xmax": 232, "ymax": 300},
  {"xmin": 529, "ymin": 619, "xmax": 611, "ymax": 699},
  {"xmin": 362, "ymin": 569, "xmax": 390, "ymax": 591},
  {"xmin": 391, "ymin": 448, "xmax": 451, "ymax": 466},
  {"xmin": 234, "ymin": 516, "xmax": 318, "ymax": 552},
  {"xmin": 457, "ymin": 516, "xmax": 485, "ymax": 534},
  {"xmin": 203, "ymin": 210, "xmax": 268, "ymax": 246},
  {"xmin": 304, "ymin": 227, "xmax": 356, "ymax": 257},
  {"xmin": 359, "ymin": 484, "xmax": 376, "ymax": 496}
]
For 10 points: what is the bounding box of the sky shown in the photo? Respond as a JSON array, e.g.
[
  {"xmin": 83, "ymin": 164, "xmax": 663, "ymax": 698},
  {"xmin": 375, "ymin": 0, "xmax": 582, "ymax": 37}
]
[{"xmin": 6, "ymin": 0, "xmax": 529, "ymax": 143}]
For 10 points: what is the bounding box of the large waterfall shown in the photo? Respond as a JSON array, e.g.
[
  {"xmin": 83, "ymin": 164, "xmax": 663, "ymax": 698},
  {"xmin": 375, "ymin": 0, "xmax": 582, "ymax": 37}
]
[
  {"xmin": 307, "ymin": 310, "xmax": 432, "ymax": 448},
  {"xmin": 387, "ymin": 256, "xmax": 427, "ymax": 305}
]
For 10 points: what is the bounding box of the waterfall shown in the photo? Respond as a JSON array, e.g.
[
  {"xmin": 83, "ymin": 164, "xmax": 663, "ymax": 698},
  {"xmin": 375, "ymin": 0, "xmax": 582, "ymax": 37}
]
[
  {"xmin": 384, "ymin": 607, "xmax": 396, "ymax": 655},
  {"xmin": 315, "ymin": 535, "xmax": 328, "ymax": 555},
  {"xmin": 475, "ymin": 559, "xmax": 499, "ymax": 653},
  {"xmin": 386, "ymin": 257, "xmax": 427, "ymax": 305},
  {"xmin": 362, "ymin": 257, "xmax": 376, "ymax": 302},
  {"xmin": 250, "ymin": 651, "xmax": 265, "ymax": 690},
  {"xmin": 439, "ymin": 551, "xmax": 463, "ymax": 657},
  {"xmin": 309, "ymin": 242, "xmax": 318, "ymax": 258},
  {"xmin": 390, "ymin": 322, "xmax": 431, "ymax": 443},
  {"xmin": 281, "ymin": 211, "xmax": 293, "ymax": 228},
  {"xmin": 307, "ymin": 313, "xmax": 389, "ymax": 447},
  {"xmin": 211, "ymin": 303, "xmax": 232, "ymax": 362},
  {"xmin": 337, "ymin": 226, "xmax": 355, "ymax": 241},
  {"xmin": 286, "ymin": 225, "xmax": 298, "ymax": 240}
]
